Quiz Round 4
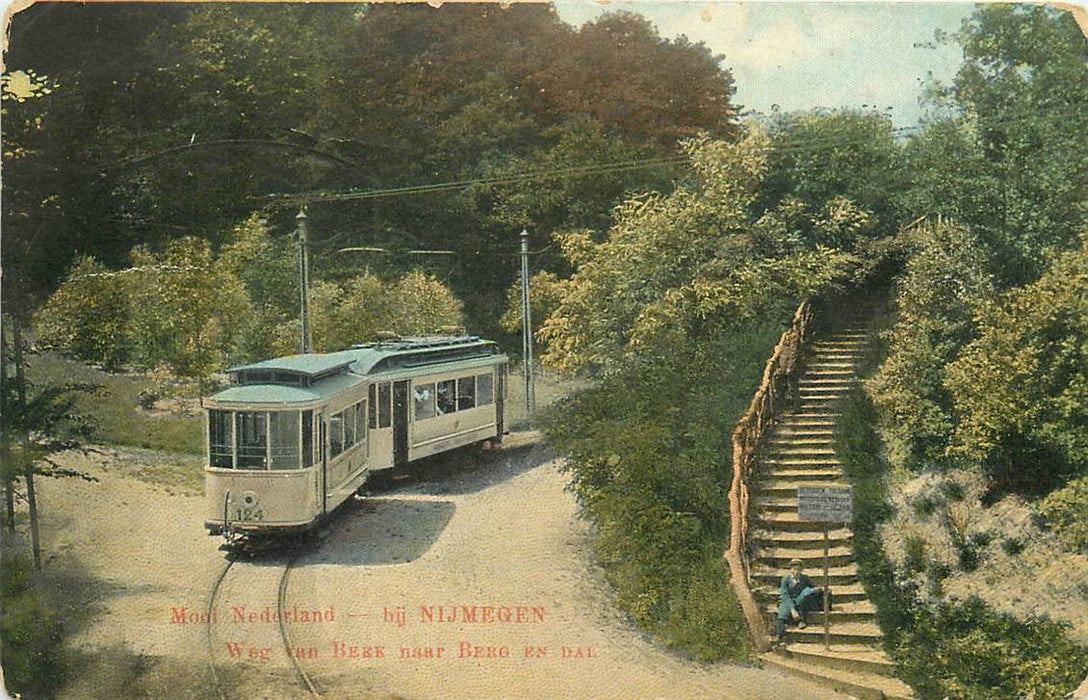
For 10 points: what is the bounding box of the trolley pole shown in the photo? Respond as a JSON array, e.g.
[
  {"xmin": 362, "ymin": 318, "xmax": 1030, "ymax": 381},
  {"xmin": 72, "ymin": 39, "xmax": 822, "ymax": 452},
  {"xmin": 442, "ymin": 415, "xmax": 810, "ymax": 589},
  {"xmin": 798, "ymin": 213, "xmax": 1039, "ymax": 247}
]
[
  {"xmin": 297, "ymin": 206, "xmax": 313, "ymax": 355},
  {"xmin": 519, "ymin": 229, "xmax": 535, "ymax": 421}
]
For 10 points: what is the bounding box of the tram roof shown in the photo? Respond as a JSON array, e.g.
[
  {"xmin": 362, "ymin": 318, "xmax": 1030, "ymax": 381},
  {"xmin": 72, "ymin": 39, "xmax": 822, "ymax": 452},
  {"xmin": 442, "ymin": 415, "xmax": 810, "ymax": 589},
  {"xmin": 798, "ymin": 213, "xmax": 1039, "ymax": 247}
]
[
  {"xmin": 209, "ymin": 372, "xmax": 365, "ymax": 405},
  {"xmin": 226, "ymin": 336, "xmax": 499, "ymax": 379}
]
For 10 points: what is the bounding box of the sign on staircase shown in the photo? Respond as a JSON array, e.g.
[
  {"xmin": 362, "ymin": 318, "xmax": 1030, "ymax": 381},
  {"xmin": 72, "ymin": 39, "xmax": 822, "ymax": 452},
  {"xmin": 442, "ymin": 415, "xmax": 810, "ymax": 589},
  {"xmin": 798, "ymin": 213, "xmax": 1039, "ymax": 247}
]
[
  {"xmin": 796, "ymin": 486, "xmax": 853, "ymax": 650},
  {"xmin": 797, "ymin": 486, "xmax": 853, "ymax": 522}
]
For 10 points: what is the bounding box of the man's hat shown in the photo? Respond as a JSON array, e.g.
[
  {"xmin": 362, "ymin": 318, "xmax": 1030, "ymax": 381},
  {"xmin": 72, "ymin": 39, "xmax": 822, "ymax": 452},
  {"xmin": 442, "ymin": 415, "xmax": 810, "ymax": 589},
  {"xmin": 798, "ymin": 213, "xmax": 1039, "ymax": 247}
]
[{"xmin": 789, "ymin": 558, "xmax": 804, "ymax": 568}]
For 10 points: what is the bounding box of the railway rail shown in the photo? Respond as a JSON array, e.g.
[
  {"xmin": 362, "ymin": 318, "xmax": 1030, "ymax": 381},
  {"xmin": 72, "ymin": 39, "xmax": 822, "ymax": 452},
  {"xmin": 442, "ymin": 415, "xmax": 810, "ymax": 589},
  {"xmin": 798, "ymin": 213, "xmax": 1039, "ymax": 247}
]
[{"xmin": 205, "ymin": 553, "xmax": 323, "ymax": 699}]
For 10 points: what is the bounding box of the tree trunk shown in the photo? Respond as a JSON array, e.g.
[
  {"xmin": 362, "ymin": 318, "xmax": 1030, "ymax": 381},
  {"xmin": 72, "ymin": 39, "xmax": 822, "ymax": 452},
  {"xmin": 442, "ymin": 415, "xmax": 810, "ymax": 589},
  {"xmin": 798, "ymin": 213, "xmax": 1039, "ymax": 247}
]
[
  {"xmin": 1, "ymin": 315, "xmax": 15, "ymax": 534},
  {"xmin": 12, "ymin": 320, "xmax": 42, "ymax": 570}
]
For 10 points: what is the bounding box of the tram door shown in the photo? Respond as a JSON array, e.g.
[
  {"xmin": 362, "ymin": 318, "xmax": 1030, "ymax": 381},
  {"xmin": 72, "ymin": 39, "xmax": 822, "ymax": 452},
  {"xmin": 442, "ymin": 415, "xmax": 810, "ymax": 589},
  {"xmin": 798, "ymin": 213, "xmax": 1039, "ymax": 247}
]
[
  {"xmin": 319, "ymin": 416, "xmax": 328, "ymax": 514},
  {"xmin": 392, "ymin": 381, "xmax": 410, "ymax": 467}
]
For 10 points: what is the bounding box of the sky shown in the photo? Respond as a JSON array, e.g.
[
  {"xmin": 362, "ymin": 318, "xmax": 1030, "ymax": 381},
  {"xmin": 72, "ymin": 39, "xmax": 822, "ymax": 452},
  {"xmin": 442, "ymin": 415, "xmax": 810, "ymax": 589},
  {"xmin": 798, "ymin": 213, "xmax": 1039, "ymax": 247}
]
[{"xmin": 553, "ymin": 1, "xmax": 974, "ymax": 127}]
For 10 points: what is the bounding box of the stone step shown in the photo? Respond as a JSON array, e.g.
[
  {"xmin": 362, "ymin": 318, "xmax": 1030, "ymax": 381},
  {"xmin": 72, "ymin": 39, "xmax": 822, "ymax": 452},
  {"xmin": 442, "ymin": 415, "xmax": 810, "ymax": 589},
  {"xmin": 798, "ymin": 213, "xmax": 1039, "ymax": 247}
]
[
  {"xmin": 768, "ymin": 431, "xmax": 834, "ymax": 441},
  {"xmin": 766, "ymin": 446, "xmax": 838, "ymax": 457},
  {"xmin": 752, "ymin": 565, "xmax": 858, "ymax": 586},
  {"xmin": 802, "ymin": 372, "xmax": 856, "ymax": 379},
  {"xmin": 751, "ymin": 528, "xmax": 853, "ymax": 548},
  {"xmin": 755, "ymin": 582, "xmax": 869, "ymax": 604},
  {"xmin": 760, "ymin": 653, "xmax": 914, "ymax": 700},
  {"xmin": 757, "ymin": 470, "xmax": 839, "ymax": 487},
  {"xmin": 755, "ymin": 514, "xmax": 852, "ymax": 533},
  {"xmin": 776, "ymin": 417, "xmax": 837, "ymax": 427},
  {"xmin": 765, "ymin": 468, "xmax": 844, "ymax": 481},
  {"xmin": 763, "ymin": 457, "xmax": 842, "ymax": 467},
  {"xmin": 753, "ymin": 543, "xmax": 855, "ymax": 567},
  {"xmin": 772, "ymin": 643, "xmax": 898, "ymax": 678},
  {"xmin": 810, "ymin": 354, "xmax": 859, "ymax": 362},
  {"xmin": 796, "ymin": 389, "xmax": 852, "ymax": 400},
  {"xmin": 798, "ymin": 384, "xmax": 853, "ymax": 392},
  {"xmin": 766, "ymin": 437, "xmax": 834, "ymax": 447},
  {"xmin": 762, "ymin": 600, "xmax": 877, "ymax": 624},
  {"xmin": 780, "ymin": 621, "xmax": 883, "ymax": 645}
]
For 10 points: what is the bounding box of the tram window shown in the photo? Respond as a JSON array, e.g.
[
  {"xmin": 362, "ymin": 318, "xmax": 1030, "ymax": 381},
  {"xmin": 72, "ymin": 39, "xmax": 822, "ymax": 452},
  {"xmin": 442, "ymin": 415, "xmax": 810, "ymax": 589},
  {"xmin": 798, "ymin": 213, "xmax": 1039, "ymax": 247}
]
[
  {"xmin": 356, "ymin": 401, "xmax": 366, "ymax": 441},
  {"xmin": 437, "ymin": 380, "xmax": 456, "ymax": 415},
  {"xmin": 329, "ymin": 413, "xmax": 344, "ymax": 458},
  {"xmin": 270, "ymin": 411, "xmax": 300, "ymax": 470},
  {"xmin": 368, "ymin": 384, "xmax": 377, "ymax": 429},
  {"xmin": 209, "ymin": 410, "xmax": 233, "ymax": 468},
  {"xmin": 344, "ymin": 406, "xmax": 356, "ymax": 448},
  {"xmin": 378, "ymin": 383, "xmax": 392, "ymax": 428},
  {"xmin": 302, "ymin": 410, "xmax": 313, "ymax": 468},
  {"xmin": 458, "ymin": 376, "xmax": 476, "ymax": 411},
  {"xmin": 477, "ymin": 373, "xmax": 494, "ymax": 406},
  {"xmin": 414, "ymin": 383, "xmax": 435, "ymax": 420},
  {"xmin": 236, "ymin": 411, "xmax": 267, "ymax": 470}
]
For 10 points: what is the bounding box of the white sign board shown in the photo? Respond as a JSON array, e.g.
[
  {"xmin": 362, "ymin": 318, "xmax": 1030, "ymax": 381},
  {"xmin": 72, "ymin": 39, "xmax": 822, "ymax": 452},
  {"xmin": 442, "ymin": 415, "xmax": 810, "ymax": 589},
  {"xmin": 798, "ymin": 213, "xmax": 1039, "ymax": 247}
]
[{"xmin": 797, "ymin": 487, "xmax": 853, "ymax": 522}]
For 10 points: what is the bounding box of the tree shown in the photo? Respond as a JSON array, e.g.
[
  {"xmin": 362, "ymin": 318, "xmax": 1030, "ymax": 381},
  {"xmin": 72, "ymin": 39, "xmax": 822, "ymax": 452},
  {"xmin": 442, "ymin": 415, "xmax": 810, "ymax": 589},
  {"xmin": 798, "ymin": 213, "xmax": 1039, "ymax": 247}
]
[
  {"xmin": 944, "ymin": 233, "xmax": 1088, "ymax": 493},
  {"xmin": 758, "ymin": 109, "xmax": 906, "ymax": 238},
  {"xmin": 867, "ymin": 218, "xmax": 995, "ymax": 471},
  {"xmin": 914, "ymin": 5, "xmax": 1088, "ymax": 285},
  {"xmin": 538, "ymin": 130, "xmax": 855, "ymax": 374},
  {"xmin": 34, "ymin": 257, "xmax": 134, "ymax": 370}
]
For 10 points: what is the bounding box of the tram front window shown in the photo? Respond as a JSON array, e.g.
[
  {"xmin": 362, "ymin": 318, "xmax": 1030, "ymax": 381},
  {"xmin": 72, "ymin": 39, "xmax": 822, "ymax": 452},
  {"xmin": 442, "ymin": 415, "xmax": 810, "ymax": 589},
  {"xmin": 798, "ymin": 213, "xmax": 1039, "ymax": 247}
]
[
  {"xmin": 236, "ymin": 411, "xmax": 267, "ymax": 469},
  {"xmin": 270, "ymin": 411, "xmax": 300, "ymax": 469},
  {"xmin": 209, "ymin": 410, "xmax": 233, "ymax": 467}
]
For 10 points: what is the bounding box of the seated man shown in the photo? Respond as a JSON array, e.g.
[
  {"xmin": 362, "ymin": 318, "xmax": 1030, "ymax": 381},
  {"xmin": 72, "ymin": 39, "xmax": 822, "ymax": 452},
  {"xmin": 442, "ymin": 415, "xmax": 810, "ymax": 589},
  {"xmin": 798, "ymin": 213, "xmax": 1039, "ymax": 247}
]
[{"xmin": 776, "ymin": 558, "xmax": 822, "ymax": 643}]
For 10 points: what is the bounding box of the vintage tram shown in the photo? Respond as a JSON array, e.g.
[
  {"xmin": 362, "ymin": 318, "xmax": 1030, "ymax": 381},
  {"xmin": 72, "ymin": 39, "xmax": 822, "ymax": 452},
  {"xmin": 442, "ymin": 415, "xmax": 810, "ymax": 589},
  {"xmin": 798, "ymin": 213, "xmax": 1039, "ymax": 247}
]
[{"xmin": 203, "ymin": 336, "xmax": 507, "ymax": 540}]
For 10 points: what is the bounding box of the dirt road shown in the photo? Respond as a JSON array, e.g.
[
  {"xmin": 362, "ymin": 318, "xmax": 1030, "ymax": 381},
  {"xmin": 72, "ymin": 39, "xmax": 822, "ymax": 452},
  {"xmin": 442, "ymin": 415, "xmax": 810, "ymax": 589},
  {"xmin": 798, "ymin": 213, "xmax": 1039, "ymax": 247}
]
[{"xmin": 30, "ymin": 436, "xmax": 843, "ymax": 699}]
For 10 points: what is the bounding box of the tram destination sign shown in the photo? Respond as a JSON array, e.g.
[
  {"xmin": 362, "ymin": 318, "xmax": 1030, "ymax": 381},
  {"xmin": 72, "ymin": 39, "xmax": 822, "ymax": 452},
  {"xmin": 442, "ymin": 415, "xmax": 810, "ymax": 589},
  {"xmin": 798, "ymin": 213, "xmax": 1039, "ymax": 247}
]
[{"xmin": 797, "ymin": 486, "xmax": 853, "ymax": 522}]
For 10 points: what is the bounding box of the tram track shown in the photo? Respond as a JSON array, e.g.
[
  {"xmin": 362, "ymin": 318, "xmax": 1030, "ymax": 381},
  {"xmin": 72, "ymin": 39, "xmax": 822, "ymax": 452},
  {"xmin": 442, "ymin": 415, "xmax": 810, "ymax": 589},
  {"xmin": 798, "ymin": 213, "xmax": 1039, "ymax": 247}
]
[
  {"xmin": 278, "ymin": 553, "xmax": 322, "ymax": 697},
  {"xmin": 205, "ymin": 549, "xmax": 322, "ymax": 699}
]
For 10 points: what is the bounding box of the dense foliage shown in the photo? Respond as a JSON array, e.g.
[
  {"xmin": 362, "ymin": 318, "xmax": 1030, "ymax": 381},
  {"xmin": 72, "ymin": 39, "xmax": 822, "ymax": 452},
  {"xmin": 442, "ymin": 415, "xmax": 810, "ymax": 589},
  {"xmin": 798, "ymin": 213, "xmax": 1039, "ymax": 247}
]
[
  {"xmin": 896, "ymin": 599, "xmax": 1088, "ymax": 700},
  {"xmin": 840, "ymin": 378, "xmax": 1088, "ymax": 700},
  {"xmin": 34, "ymin": 218, "xmax": 463, "ymax": 375},
  {"xmin": 2, "ymin": 4, "xmax": 738, "ymax": 344},
  {"xmin": 538, "ymin": 132, "xmax": 859, "ymax": 375}
]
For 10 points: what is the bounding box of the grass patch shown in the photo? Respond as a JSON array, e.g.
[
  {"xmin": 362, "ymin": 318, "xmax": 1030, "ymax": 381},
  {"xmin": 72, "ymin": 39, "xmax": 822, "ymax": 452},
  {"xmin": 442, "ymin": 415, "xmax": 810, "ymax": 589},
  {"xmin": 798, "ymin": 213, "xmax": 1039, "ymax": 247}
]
[{"xmin": 27, "ymin": 352, "xmax": 203, "ymax": 456}]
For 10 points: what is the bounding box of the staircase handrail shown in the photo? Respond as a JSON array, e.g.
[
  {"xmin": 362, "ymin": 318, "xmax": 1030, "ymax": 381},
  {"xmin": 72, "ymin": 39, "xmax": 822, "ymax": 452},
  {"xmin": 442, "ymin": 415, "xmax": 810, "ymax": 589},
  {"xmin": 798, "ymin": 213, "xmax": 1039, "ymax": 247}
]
[{"xmin": 725, "ymin": 299, "xmax": 815, "ymax": 651}]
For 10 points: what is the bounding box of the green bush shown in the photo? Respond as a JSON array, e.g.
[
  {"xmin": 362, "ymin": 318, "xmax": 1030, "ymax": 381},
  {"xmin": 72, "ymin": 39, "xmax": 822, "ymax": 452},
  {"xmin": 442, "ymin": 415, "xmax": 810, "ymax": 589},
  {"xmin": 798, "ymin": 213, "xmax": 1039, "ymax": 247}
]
[
  {"xmin": 838, "ymin": 386, "xmax": 1088, "ymax": 700},
  {"xmin": 895, "ymin": 598, "xmax": 1088, "ymax": 700},
  {"xmin": 544, "ymin": 319, "xmax": 786, "ymax": 661},
  {"xmin": 1037, "ymin": 476, "xmax": 1088, "ymax": 553},
  {"xmin": 1, "ymin": 553, "xmax": 68, "ymax": 698}
]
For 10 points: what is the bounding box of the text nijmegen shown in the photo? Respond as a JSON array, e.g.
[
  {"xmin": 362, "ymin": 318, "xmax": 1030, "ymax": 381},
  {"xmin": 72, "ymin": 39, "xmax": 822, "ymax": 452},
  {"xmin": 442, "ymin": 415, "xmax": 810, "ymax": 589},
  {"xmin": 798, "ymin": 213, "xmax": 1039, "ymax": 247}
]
[{"xmin": 419, "ymin": 605, "xmax": 545, "ymax": 624}]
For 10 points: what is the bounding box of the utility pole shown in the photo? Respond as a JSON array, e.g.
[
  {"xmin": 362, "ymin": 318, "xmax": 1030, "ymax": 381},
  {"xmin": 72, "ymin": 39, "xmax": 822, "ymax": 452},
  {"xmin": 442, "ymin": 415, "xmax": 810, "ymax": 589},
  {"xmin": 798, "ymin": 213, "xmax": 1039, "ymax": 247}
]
[
  {"xmin": 520, "ymin": 229, "xmax": 536, "ymax": 421},
  {"xmin": 297, "ymin": 206, "xmax": 313, "ymax": 354}
]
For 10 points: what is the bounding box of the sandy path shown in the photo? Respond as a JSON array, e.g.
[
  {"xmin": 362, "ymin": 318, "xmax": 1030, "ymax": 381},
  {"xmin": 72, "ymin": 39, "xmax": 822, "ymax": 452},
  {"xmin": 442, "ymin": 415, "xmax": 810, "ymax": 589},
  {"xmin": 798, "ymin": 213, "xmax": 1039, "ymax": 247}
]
[{"xmin": 29, "ymin": 438, "xmax": 844, "ymax": 699}]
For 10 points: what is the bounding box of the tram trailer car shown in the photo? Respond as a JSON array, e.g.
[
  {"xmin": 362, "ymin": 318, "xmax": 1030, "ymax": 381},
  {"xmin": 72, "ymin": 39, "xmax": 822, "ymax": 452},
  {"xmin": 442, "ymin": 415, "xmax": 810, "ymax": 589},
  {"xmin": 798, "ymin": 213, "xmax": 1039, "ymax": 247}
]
[{"xmin": 203, "ymin": 336, "xmax": 507, "ymax": 538}]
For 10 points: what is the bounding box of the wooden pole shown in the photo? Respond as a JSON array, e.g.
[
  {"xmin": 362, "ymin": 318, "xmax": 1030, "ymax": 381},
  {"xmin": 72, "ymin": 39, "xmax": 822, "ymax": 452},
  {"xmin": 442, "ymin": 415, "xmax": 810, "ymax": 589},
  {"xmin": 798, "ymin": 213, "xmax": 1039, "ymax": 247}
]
[{"xmin": 823, "ymin": 521, "xmax": 830, "ymax": 650}]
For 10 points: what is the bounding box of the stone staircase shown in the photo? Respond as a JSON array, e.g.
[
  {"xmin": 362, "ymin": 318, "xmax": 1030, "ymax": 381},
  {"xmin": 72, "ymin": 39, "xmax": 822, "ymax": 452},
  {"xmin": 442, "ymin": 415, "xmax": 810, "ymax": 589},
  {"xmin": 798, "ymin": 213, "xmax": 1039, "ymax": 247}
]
[{"xmin": 751, "ymin": 328, "xmax": 914, "ymax": 699}]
